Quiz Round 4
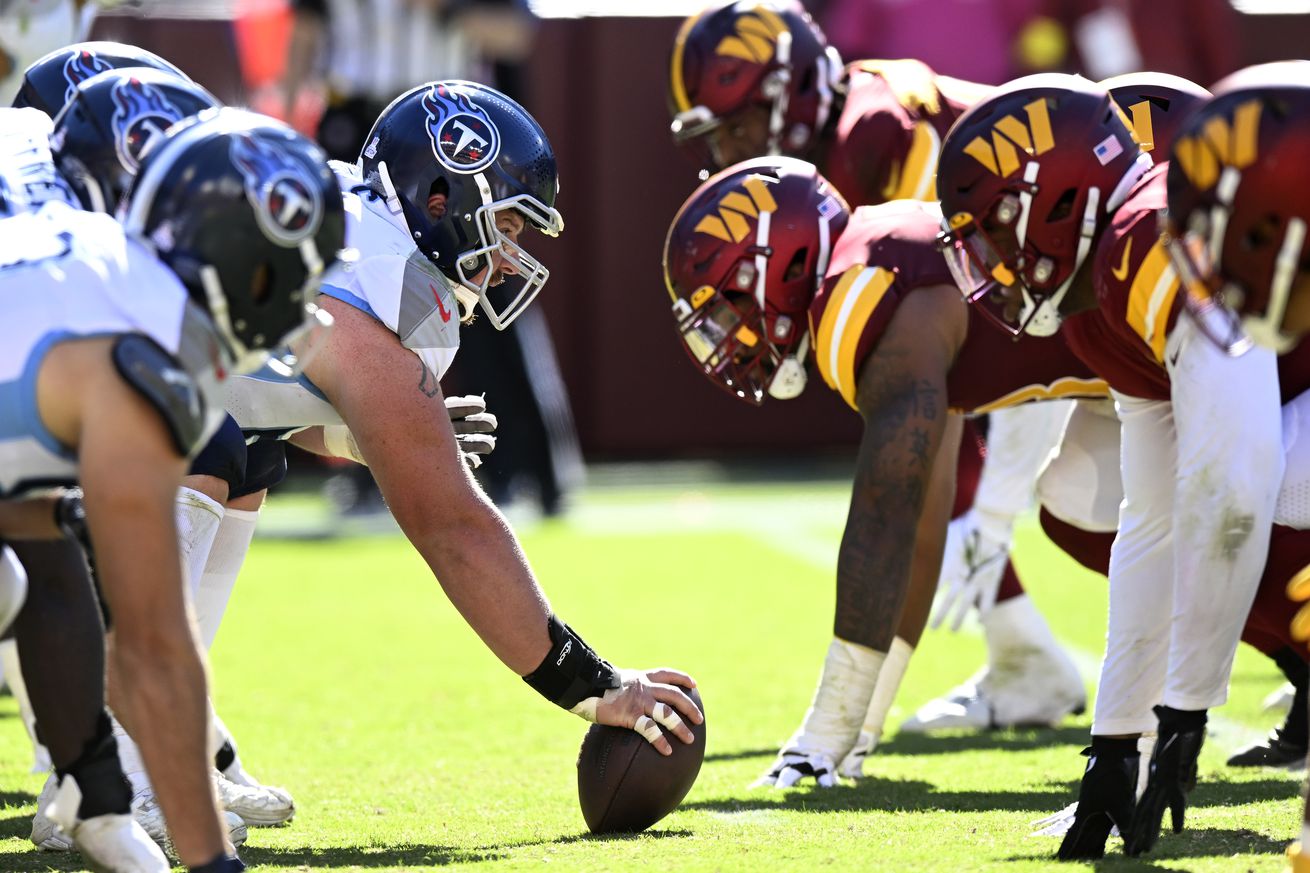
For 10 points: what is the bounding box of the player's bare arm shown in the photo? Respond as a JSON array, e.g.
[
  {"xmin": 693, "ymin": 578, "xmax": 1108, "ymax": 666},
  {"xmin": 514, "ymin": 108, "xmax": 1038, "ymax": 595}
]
[
  {"xmin": 37, "ymin": 336, "xmax": 229, "ymax": 867},
  {"xmin": 305, "ymin": 298, "xmax": 701, "ymax": 751},
  {"xmin": 838, "ymin": 284, "xmax": 964, "ymax": 650}
]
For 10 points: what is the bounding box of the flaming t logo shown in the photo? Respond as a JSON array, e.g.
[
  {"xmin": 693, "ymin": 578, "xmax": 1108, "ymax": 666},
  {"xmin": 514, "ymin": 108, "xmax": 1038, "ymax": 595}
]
[
  {"xmin": 423, "ymin": 84, "xmax": 501, "ymax": 174},
  {"xmin": 231, "ymin": 133, "xmax": 324, "ymax": 247},
  {"xmin": 111, "ymin": 78, "xmax": 186, "ymax": 173},
  {"xmin": 62, "ymin": 50, "xmax": 112, "ymax": 106}
]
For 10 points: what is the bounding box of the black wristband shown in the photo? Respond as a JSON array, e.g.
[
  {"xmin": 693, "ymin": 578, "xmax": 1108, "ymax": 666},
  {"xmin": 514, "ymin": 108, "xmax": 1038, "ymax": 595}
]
[{"xmin": 522, "ymin": 615, "xmax": 620, "ymax": 710}]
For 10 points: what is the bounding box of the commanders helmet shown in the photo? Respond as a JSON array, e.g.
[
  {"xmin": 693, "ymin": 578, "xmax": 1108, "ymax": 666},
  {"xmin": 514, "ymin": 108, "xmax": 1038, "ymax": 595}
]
[
  {"xmin": 357, "ymin": 79, "xmax": 563, "ymax": 330},
  {"xmin": 13, "ymin": 41, "xmax": 189, "ymax": 117},
  {"xmin": 668, "ymin": 1, "xmax": 843, "ymax": 168},
  {"xmin": 935, "ymin": 73, "xmax": 1150, "ymax": 337},
  {"xmin": 1103, "ymin": 72, "xmax": 1210, "ymax": 156},
  {"xmin": 121, "ymin": 108, "xmax": 345, "ymax": 375},
  {"xmin": 664, "ymin": 156, "xmax": 848, "ymax": 404},
  {"xmin": 51, "ymin": 68, "xmax": 220, "ymax": 214},
  {"xmin": 1165, "ymin": 61, "xmax": 1310, "ymax": 353}
]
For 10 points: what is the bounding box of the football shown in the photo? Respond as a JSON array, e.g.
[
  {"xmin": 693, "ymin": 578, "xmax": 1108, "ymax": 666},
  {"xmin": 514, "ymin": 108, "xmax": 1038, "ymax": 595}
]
[{"xmin": 576, "ymin": 687, "xmax": 706, "ymax": 834}]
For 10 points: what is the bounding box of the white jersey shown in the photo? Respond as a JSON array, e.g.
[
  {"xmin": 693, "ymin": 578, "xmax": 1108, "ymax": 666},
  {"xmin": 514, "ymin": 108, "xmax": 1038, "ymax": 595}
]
[
  {"xmin": 0, "ymin": 107, "xmax": 77, "ymax": 211},
  {"xmin": 224, "ymin": 161, "xmax": 463, "ymax": 437},
  {"xmin": 0, "ymin": 202, "xmax": 225, "ymax": 497}
]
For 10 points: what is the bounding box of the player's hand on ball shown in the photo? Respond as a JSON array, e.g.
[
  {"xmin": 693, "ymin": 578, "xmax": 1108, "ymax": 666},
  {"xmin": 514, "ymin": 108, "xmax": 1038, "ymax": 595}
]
[
  {"xmin": 591, "ymin": 669, "xmax": 703, "ymax": 756},
  {"xmin": 755, "ymin": 749, "xmax": 838, "ymax": 788},
  {"xmin": 930, "ymin": 508, "xmax": 1012, "ymax": 632}
]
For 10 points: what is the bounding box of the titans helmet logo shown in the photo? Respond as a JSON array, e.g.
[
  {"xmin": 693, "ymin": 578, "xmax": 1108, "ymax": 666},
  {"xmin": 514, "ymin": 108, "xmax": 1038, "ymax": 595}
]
[
  {"xmin": 423, "ymin": 84, "xmax": 501, "ymax": 174},
  {"xmin": 111, "ymin": 78, "xmax": 186, "ymax": 173},
  {"xmin": 62, "ymin": 50, "xmax": 112, "ymax": 106},
  {"xmin": 230, "ymin": 133, "xmax": 324, "ymax": 247}
]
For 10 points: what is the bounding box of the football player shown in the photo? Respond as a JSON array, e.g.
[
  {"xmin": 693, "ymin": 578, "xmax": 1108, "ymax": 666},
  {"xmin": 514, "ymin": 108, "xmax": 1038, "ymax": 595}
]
[
  {"xmin": 936, "ymin": 73, "xmax": 1310, "ymax": 858},
  {"xmin": 0, "ymin": 109, "xmax": 344, "ymax": 872},
  {"xmin": 139, "ymin": 80, "xmax": 705, "ymax": 810},
  {"xmin": 26, "ymin": 63, "xmax": 297, "ymax": 848},
  {"xmin": 662, "ymin": 156, "xmax": 1119, "ymax": 786},
  {"xmin": 1159, "ymin": 62, "xmax": 1310, "ymax": 871},
  {"xmin": 668, "ymin": 0, "xmax": 1099, "ymax": 738}
]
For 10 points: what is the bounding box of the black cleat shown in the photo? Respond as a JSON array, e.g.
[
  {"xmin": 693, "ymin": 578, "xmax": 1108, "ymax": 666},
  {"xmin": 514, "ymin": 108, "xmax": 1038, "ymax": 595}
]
[
  {"xmin": 1226, "ymin": 729, "xmax": 1307, "ymax": 769},
  {"xmin": 1124, "ymin": 706, "xmax": 1206, "ymax": 856},
  {"xmin": 1057, "ymin": 743, "xmax": 1139, "ymax": 861}
]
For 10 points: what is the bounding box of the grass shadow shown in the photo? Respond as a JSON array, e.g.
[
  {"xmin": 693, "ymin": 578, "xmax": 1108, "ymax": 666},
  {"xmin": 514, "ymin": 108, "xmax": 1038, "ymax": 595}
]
[
  {"xmin": 704, "ymin": 747, "xmax": 777, "ymax": 763},
  {"xmin": 880, "ymin": 725, "xmax": 1092, "ymax": 756},
  {"xmin": 685, "ymin": 775, "xmax": 1076, "ymax": 814},
  {"xmin": 1006, "ymin": 826, "xmax": 1290, "ymax": 870},
  {"xmin": 241, "ymin": 829, "xmax": 693, "ymax": 868}
]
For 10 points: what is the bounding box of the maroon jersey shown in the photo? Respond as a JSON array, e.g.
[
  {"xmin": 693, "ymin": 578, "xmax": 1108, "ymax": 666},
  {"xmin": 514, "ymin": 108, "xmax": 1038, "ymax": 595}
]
[
  {"xmin": 820, "ymin": 61, "xmax": 989, "ymax": 208},
  {"xmin": 808, "ymin": 200, "xmax": 1107, "ymax": 413},
  {"xmin": 1064, "ymin": 163, "xmax": 1310, "ymax": 403}
]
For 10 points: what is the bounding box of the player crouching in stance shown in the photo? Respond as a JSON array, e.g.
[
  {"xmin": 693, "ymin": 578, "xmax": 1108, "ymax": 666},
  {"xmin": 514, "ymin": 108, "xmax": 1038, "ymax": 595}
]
[
  {"xmin": 662, "ymin": 157, "xmax": 1112, "ymax": 786},
  {"xmin": 0, "ymin": 110, "xmax": 345, "ymax": 871},
  {"xmin": 190, "ymin": 80, "xmax": 702, "ymax": 785},
  {"xmin": 1160, "ymin": 62, "xmax": 1310, "ymax": 872}
]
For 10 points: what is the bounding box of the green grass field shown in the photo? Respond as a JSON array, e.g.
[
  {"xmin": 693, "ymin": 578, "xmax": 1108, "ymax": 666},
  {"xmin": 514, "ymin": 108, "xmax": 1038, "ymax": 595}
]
[{"xmin": 0, "ymin": 477, "xmax": 1302, "ymax": 871}]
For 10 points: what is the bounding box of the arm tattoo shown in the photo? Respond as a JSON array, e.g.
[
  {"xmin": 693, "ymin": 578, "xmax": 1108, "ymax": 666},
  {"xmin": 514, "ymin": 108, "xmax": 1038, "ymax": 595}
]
[
  {"xmin": 834, "ymin": 346, "xmax": 944, "ymax": 650},
  {"xmin": 416, "ymin": 358, "xmax": 440, "ymax": 399}
]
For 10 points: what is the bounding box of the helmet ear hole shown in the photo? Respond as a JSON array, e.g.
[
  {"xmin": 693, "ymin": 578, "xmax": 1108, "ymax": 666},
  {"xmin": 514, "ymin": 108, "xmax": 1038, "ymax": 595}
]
[
  {"xmin": 1046, "ymin": 188, "xmax": 1077, "ymax": 223},
  {"xmin": 250, "ymin": 261, "xmax": 273, "ymax": 306},
  {"xmin": 783, "ymin": 246, "xmax": 809, "ymax": 282}
]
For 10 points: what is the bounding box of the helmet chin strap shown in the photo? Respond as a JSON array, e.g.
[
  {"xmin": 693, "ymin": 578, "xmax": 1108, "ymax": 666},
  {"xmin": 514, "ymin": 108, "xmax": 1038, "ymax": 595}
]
[
  {"xmin": 1243, "ymin": 214, "xmax": 1307, "ymax": 353},
  {"xmin": 764, "ymin": 30, "xmax": 793, "ymax": 155}
]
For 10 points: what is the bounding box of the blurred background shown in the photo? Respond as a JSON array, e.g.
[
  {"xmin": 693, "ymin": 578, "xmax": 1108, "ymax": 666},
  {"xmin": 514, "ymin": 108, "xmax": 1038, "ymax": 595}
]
[{"xmin": 3, "ymin": 0, "xmax": 1309, "ymax": 516}]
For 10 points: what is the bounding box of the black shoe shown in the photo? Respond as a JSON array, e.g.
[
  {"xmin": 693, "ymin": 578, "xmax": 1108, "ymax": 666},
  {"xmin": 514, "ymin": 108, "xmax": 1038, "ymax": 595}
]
[
  {"xmin": 1124, "ymin": 706, "xmax": 1206, "ymax": 857},
  {"xmin": 1057, "ymin": 743, "xmax": 1139, "ymax": 861},
  {"xmin": 1226, "ymin": 729, "xmax": 1307, "ymax": 769}
]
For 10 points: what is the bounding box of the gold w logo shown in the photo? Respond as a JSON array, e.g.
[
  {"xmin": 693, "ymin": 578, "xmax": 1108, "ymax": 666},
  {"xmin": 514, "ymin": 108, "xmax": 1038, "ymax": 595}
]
[
  {"xmin": 962, "ymin": 98, "xmax": 1055, "ymax": 177},
  {"xmin": 694, "ymin": 177, "xmax": 779, "ymax": 242},
  {"xmin": 715, "ymin": 7, "xmax": 788, "ymax": 63},
  {"xmin": 1174, "ymin": 98, "xmax": 1262, "ymax": 191}
]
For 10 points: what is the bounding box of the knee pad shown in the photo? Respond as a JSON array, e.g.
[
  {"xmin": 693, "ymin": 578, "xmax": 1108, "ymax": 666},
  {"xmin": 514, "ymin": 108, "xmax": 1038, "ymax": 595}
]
[
  {"xmin": 188, "ymin": 415, "xmax": 248, "ymax": 494},
  {"xmin": 233, "ymin": 439, "xmax": 288, "ymax": 499}
]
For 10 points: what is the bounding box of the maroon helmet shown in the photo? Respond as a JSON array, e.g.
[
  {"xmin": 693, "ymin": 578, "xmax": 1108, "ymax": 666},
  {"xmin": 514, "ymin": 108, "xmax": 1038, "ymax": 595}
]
[
  {"xmin": 1165, "ymin": 61, "xmax": 1310, "ymax": 353},
  {"xmin": 935, "ymin": 73, "xmax": 1150, "ymax": 337},
  {"xmin": 1103, "ymin": 72, "xmax": 1211, "ymax": 157},
  {"xmin": 664, "ymin": 156, "xmax": 849, "ymax": 404},
  {"xmin": 668, "ymin": 1, "xmax": 843, "ymax": 170}
]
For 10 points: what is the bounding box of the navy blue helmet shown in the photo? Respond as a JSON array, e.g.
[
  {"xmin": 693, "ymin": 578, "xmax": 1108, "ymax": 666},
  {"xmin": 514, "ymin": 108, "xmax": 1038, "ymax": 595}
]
[
  {"xmin": 51, "ymin": 67, "xmax": 220, "ymax": 213},
  {"xmin": 358, "ymin": 80, "xmax": 564, "ymax": 329},
  {"xmin": 122, "ymin": 108, "xmax": 345, "ymax": 373},
  {"xmin": 13, "ymin": 41, "xmax": 189, "ymax": 117}
]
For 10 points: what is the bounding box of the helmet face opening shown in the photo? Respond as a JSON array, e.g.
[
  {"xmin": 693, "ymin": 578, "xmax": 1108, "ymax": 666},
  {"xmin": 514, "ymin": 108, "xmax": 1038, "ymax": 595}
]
[
  {"xmin": 673, "ymin": 284, "xmax": 780, "ymax": 405},
  {"xmin": 452, "ymin": 195, "xmax": 563, "ymax": 330}
]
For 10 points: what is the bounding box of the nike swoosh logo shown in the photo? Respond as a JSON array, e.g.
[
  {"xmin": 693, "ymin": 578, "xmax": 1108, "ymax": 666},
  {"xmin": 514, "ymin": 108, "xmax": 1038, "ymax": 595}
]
[
  {"xmin": 430, "ymin": 283, "xmax": 452, "ymax": 323},
  {"xmin": 1112, "ymin": 238, "xmax": 1133, "ymax": 282}
]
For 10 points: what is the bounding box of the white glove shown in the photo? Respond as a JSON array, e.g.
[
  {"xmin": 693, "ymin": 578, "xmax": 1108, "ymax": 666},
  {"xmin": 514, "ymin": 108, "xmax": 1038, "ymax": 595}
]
[
  {"xmin": 756, "ymin": 750, "xmax": 838, "ymax": 788},
  {"xmin": 837, "ymin": 731, "xmax": 876, "ymax": 780},
  {"xmin": 753, "ymin": 638, "xmax": 883, "ymax": 789},
  {"xmin": 445, "ymin": 394, "xmax": 498, "ymax": 469},
  {"xmin": 930, "ymin": 508, "xmax": 1013, "ymax": 632}
]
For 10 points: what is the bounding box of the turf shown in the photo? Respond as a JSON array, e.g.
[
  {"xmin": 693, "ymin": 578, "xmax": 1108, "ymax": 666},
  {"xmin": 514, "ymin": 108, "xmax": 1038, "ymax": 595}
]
[{"xmin": 0, "ymin": 479, "xmax": 1302, "ymax": 871}]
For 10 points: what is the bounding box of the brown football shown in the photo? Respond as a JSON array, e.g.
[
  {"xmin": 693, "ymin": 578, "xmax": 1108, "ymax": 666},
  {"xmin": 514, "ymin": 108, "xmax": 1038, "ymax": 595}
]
[{"xmin": 576, "ymin": 687, "xmax": 706, "ymax": 834}]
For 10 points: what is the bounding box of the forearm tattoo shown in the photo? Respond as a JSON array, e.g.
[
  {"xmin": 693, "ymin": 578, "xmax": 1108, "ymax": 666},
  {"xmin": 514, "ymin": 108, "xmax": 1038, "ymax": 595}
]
[{"xmin": 835, "ymin": 351, "xmax": 942, "ymax": 650}]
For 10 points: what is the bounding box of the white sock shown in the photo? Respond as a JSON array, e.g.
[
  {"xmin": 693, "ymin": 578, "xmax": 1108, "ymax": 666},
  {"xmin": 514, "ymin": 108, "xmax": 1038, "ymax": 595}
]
[
  {"xmin": 1301, "ymin": 821, "xmax": 1310, "ymax": 852},
  {"xmin": 981, "ymin": 595, "xmax": 1062, "ymax": 659},
  {"xmin": 175, "ymin": 488, "xmax": 224, "ymax": 601},
  {"xmin": 862, "ymin": 636, "xmax": 913, "ymax": 744},
  {"xmin": 0, "ymin": 640, "xmax": 49, "ymax": 773},
  {"xmin": 787, "ymin": 638, "xmax": 885, "ymax": 759},
  {"xmin": 111, "ymin": 716, "xmax": 151, "ymax": 797},
  {"xmin": 0, "ymin": 545, "xmax": 28, "ymax": 637},
  {"xmin": 195, "ymin": 508, "xmax": 259, "ymax": 650}
]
